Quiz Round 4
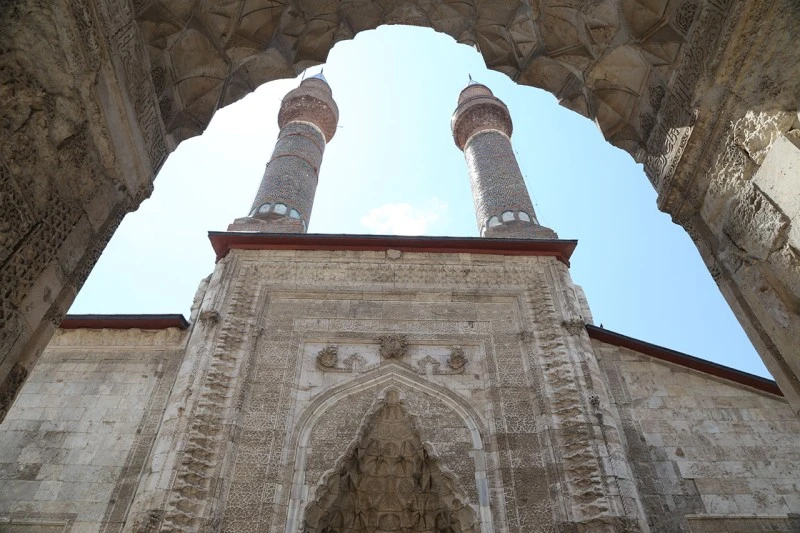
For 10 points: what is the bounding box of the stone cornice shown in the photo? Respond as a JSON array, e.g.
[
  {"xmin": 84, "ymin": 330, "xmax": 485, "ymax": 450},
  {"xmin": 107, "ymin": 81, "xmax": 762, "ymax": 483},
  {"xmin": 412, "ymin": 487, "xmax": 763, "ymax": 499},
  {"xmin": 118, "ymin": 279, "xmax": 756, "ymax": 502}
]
[
  {"xmin": 60, "ymin": 314, "xmax": 189, "ymax": 330},
  {"xmin": 207, "ymin": 232, "xmax": 578, "ymax": 266},
  {"xmin": 587, "ymin": 324, "xmax": 782, "ymax": 396}
]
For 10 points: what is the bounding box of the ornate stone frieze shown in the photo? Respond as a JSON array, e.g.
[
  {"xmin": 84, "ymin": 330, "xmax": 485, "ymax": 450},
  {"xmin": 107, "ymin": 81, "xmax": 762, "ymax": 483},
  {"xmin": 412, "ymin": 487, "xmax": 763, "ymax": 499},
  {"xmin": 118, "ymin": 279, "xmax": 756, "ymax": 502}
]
[
  {"xmin": 308, "ymin": 340, "xmax": 473, "ymax": 377},
  {"xmin": 89, "ymin": 0, "xmax": 168, "ymax": 172},
  {"xmin": 561, "ymin": 318, "xmax": 586, "ymax": 336},
  {"xmin": 315, "ymin": 349, "xmax": 368, "ymax": 374},
  {"xmin": 521, "ymin": 270, "xmax": 635, "ymax": 526},
  {"xmin": 126, "ymin": 0, "xmax": 721, "ymax": 166},
  {"xmin": 160, "ymin": 266, "xmax": 260, "ymax": 531},
  {"xmin": 645, "ymin": 0, "xmax": 736, "ymax": 192},
  {"xmin": 198, "ymin": 309, "xmax": 220, "ymax": 324}
]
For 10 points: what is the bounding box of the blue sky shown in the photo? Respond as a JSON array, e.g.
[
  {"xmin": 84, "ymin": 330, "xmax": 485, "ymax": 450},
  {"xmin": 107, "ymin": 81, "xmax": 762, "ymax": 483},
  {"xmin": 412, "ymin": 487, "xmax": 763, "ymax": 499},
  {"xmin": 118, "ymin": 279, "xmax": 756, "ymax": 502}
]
[{"xmin": 70, "ymin": 26, "xmax": 769, "ymax": 378}]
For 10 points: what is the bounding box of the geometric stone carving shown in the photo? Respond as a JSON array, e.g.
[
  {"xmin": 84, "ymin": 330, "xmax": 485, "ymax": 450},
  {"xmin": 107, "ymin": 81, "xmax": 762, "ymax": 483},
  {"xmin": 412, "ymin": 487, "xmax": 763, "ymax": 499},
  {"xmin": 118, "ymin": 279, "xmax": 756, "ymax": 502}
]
[
  {"xmin": 198, "ymin": 309, "xmax": 220, "ymax": 324},
  {"xmin": 303, "ymin": 389, "xmax": 478, "ymax": 532}
]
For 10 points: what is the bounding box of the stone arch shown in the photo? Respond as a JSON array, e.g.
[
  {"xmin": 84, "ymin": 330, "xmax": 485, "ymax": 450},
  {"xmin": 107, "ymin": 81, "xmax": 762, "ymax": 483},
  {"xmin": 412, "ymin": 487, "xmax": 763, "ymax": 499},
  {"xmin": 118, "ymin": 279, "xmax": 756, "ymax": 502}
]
[
  {"xmin": 284, "ymin": 365, "xmax": 497, "ymax": 532},
  {"xmin": 124, "ymin": 0, "xmax": 800, "ymax": 412},
  {"xmin": 3, "ymin": 0, "xmax": 800, "ymax": 430},
  {"xmin": 136, "ymin": 0, "xmax": 697, "ymax": 158},
  {"xmin": 303, "ymin": 388, "xmax": 479, "ymax": 532},
  {"xmin": 130, "ymin": 5, "xmax": 800, "ymax": 408}
]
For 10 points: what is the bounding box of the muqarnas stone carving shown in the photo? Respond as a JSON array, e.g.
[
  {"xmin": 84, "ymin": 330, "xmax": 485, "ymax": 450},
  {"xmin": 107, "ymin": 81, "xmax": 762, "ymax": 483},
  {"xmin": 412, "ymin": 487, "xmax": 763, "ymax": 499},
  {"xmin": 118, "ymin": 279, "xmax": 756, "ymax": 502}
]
[{"xmin": 303, "ymin": 390, "xmax": 478, "ymax": 532}]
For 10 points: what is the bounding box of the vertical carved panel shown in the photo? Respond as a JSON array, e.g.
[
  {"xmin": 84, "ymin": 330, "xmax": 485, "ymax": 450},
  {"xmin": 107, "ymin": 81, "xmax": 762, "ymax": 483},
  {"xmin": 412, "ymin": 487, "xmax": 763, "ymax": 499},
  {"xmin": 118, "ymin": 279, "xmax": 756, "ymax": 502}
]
[{"xmin": 0, "ymin": 159, "xmax": 35, "ymax": 265}]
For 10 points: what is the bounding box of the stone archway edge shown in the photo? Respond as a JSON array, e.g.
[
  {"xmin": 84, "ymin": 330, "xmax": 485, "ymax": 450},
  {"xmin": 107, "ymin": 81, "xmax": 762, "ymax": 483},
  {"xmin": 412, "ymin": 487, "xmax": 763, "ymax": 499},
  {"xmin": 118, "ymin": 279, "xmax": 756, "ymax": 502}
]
[
  {"xmin": 285, "ymin": 365, "xmax": 495, "ymax": 532},
  {"xmin": 2, "ymin": 0, "xmax": 800, "ymax": 423}
]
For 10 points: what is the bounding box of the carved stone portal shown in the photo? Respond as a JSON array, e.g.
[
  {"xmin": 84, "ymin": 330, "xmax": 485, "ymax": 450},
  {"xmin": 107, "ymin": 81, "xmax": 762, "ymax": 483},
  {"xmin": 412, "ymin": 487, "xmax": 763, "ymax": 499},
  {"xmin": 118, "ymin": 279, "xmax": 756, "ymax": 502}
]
[{"xmin": 303, "ymin": 390, "xmax": 478, "ymax": 532}]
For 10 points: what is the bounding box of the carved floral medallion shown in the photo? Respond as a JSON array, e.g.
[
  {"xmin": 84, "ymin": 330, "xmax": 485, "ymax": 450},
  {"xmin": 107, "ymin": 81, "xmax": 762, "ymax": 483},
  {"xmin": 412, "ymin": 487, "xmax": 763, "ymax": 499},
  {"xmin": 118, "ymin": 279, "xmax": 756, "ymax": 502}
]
[
  {"xmin": 447, "ymin": 345, "xmax": 468, "ymax": 371},
  {"xmin": 378, "ymin": 334, "xmax": 407, "ymax": 360},
  {"xmin": 316, "ymin": 345, "xmax": 338, "ymax": 368}
]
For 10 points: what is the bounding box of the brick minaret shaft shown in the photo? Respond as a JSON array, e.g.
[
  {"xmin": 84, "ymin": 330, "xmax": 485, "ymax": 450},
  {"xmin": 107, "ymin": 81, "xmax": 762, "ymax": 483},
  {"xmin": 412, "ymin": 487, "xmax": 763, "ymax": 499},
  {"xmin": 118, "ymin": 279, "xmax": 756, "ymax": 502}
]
[
  {"xmin": 229, "ymin": 74, "xmax": 338, "ymax": 233},
  {"xmin": 451, "ymin": 82, "xmax": 556, "ymax": 239}
]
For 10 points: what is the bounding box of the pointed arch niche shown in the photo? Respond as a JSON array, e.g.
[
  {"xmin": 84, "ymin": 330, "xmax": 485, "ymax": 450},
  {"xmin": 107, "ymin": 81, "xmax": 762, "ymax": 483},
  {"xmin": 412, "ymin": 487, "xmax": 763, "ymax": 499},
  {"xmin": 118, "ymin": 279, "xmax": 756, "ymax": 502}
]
[{"xmin": 284, "ymin": 368, "xmax": 498, "ymax": 532}]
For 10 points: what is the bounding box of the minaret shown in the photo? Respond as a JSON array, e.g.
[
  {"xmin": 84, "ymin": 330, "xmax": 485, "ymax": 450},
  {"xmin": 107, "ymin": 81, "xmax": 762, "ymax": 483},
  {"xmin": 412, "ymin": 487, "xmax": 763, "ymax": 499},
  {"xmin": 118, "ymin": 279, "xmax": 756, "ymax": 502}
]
[
  {"xmin": 229, "ymin": 73, "xmax": 338, "ymax": 233},
  {"xmin": 451, "ymin": 80, "xmax": 556, "ymax": 239}
]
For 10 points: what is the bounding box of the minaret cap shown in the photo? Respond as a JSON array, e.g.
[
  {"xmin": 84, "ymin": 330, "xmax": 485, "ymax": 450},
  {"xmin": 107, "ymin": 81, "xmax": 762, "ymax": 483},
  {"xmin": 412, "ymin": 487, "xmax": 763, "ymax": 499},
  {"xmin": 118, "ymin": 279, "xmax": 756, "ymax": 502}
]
[
  {"xmin": 278, "ymin": 76, "xmax": 339, "ymax": 142},
  {"xmin": 309, "ymin": 70, "xmax": 328, "ymax": 83},
  {"xmin": 451, "ymin": 82, "xmax": 513, "ymax": 150}
]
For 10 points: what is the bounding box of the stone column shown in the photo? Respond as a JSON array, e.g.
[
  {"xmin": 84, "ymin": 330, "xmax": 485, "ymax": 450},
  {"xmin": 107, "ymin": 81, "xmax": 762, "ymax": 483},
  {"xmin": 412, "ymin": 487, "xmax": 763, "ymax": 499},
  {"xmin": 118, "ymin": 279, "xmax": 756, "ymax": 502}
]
[
  {"xmin": 451, "ymin": 82, "xmax": 556, "ymax": 239},
  {"xmin": 229, "ymin": 74, "xmax": 338, "ymax": 233}
]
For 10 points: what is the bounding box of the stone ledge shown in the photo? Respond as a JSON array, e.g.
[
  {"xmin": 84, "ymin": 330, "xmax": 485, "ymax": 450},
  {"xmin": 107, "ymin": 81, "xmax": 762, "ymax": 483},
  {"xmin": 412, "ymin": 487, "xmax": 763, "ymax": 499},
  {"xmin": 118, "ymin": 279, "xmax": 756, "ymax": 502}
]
[
  {"xmin": 59, "ymin": 314, "xmax": 189, "ymax": 330},
  {"xmin": 208, "ymin": 232, "xmax": 578, "ymax": 265},
  {"xmin": 587, "ymin": 324, "xmax": 782, "ymax": 396}
]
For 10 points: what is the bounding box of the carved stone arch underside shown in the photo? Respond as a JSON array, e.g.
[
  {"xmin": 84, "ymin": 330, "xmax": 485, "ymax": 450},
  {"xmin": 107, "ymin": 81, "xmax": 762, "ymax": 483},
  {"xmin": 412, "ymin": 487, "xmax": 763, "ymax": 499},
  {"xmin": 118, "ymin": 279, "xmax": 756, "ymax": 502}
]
[
  {"xmin": 303, "ymin": 389, "xmax": 479, "ymax": 533},
  {"xmin": 134, "ymin": 0, "xmax": 710, "ymax": 161},
  {"xmin": 298, "ymin": 370, "xmax": 485, "ymax": 514}
]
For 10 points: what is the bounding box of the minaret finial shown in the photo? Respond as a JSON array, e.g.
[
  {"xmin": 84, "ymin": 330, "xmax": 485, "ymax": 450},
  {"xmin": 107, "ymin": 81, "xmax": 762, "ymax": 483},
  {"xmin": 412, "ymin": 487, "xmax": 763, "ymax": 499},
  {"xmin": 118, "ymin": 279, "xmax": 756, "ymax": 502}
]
[
  {"xmin": 310, "ymin": 68, "xmax": 327, "ymax": 83},
  {"xmin": 228, "ymin": 75, "xmax": 339, "ymax": 233},
  {"xmin": 451, "ymin": 83, "xmax": 556, "ymax": 239}
]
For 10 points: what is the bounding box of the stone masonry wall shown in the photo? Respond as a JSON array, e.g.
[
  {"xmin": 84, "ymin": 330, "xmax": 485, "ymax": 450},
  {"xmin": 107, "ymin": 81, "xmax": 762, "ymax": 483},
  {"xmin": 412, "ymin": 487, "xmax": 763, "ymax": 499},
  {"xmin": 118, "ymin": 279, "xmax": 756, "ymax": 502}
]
[
  {"xmin": 0, "ymin": 327, "xmax": 186, "ymax": 532},
  {"xmin": 593, "ymin": 338, "xmax": 800, "ymax": 532},
  {"xmin": 4, "ymin": 0, "xmax": 800, "ymax": 431},
  {"xmin": 124, "ymin": 248, "xmax": 644, "ymax": 531}
]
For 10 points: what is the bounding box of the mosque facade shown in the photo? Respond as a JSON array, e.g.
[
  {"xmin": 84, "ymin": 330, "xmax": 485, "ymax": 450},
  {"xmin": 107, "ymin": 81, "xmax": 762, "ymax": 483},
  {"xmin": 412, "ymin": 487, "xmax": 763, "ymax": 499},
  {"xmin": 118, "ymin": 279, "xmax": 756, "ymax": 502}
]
[{"xmin": 0, "ymin": 77, "xmax": 799, "ymax": 533}]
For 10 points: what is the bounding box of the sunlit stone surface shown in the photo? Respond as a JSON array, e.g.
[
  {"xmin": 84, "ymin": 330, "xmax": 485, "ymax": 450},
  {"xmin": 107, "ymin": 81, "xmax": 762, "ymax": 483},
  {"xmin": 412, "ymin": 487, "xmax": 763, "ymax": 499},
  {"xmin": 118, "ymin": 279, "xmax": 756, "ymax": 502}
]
[
  {"xmin": 1, "ymin": 1, "xmax": 800, "ymax": 529},
  {"xmin": 1, "ymin": 0, "xmax": 799, "ymax": 419}
]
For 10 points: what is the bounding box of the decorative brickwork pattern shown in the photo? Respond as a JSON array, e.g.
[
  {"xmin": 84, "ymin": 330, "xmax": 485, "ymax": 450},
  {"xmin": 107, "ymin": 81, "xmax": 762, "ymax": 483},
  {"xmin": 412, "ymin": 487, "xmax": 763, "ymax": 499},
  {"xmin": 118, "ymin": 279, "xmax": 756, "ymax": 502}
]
[
  {"xmin": 230, "ymin": 76, "xmax": 338, "ymax": 233},
  {"xmin": 452, "ymin": 84, "xmax": 557, "ymax": 240}
]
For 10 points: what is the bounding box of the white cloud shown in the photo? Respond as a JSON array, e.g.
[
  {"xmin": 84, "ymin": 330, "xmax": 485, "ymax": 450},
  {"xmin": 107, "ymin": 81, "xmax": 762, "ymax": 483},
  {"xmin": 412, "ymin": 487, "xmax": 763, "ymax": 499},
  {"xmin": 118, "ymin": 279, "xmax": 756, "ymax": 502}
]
[{"xmin": 359, "ymin": 199, "xmax": 448, "ymax": 236}]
